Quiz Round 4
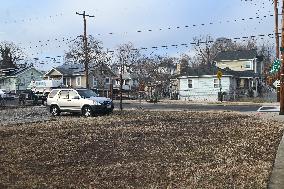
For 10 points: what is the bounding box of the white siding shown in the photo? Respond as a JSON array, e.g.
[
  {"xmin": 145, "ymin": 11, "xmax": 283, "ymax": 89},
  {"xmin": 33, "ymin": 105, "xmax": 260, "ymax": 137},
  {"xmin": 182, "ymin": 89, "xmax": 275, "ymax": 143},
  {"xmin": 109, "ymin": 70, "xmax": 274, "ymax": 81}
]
[{"xmin": 178, "ymin": 76, "xmax": 232, "ymax": 102}]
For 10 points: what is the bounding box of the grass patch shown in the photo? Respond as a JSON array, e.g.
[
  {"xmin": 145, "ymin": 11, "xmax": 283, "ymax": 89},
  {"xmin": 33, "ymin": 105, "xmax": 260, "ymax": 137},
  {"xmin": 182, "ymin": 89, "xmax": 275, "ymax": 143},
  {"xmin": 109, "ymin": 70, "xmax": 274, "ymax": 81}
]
[{"xmin": 0, "ymin": 110, "xmax": 283, "ymax": 188}]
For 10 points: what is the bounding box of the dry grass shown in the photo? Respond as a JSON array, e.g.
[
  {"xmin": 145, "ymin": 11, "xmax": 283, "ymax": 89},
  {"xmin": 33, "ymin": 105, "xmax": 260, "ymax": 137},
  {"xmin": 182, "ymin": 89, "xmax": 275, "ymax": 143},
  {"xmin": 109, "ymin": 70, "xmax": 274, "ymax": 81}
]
[{"xmin": 0, "ymin": 110, "xmax": 283, "ymax": 188}]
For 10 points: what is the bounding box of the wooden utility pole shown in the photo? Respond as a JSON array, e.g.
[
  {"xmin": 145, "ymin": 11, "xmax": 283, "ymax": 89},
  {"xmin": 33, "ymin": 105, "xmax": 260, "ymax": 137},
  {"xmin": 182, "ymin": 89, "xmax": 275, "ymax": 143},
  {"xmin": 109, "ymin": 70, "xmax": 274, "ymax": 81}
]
[
  {"xmin": 76, "ymin": 11, "xmax": 94, "ymax": 89},
  {"xmin": 275, "ymin": 0, "xmax": 280, "ymax": 59},
  {"xmin": 274, "ymin": 0, "xmax": 281, "ymax": 102},
  {"xmin": 280, "ymin": 0, "xmax": 284, "ymax": 115}
]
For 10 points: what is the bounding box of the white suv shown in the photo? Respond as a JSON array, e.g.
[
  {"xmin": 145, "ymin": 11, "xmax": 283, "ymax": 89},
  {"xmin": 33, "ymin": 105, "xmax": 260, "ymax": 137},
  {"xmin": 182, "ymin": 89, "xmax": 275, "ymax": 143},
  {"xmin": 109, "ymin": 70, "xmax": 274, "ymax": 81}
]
[{"xmin": 46, "ymin": 88, "xmax": 114, "ymax": 117}]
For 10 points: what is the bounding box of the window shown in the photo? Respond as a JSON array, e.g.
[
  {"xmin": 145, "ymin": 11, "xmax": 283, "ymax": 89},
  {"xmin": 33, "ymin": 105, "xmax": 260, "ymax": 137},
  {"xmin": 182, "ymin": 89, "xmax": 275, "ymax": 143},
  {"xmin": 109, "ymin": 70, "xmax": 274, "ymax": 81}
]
[
  {"xmin": 63, "ymin": 77, "xmax": 71, "ymax": 86},
  {"xmin": 48, "ymin": 90, "xmax": 59, "ymax": 98},
  {"xmin": 188, "ymin": 79, "xmax": 193, "ymax": 88},
  {"xmin": 214, "ymin": 79, "xmax": 220, "ymax": 88},
  {"xmin": 59, "ymin": 90, "xmax": 69, "ymax": 99},
  {"xmin": 69, "ymin": 90, "xmax": 78, "ymax": 99},
  {"xmin": 93, "ymin": 77, "xmax": 97, "ymax": 87},
  {"xmin": 76, "ymin": 76, "xmax": 81, "ymax": 86},
  {"xmin": 125, "ymin": 79, "xmax": 130, "ymax": 85},
  {"xmin": 105, "ymin": 77, "xmax": 110, "ymax": 84},
  {"xmin": 245, "ymin": 62, "xmax": 251, "ymax": 69}
]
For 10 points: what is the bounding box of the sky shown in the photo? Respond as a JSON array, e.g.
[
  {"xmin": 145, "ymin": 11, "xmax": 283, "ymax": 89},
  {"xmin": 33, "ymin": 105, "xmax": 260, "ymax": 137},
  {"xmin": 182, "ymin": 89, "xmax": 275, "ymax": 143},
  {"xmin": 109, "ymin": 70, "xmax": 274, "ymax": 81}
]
[{"xmin": 0, "ymin": 0, "xmax": 276, "ymax": 71}]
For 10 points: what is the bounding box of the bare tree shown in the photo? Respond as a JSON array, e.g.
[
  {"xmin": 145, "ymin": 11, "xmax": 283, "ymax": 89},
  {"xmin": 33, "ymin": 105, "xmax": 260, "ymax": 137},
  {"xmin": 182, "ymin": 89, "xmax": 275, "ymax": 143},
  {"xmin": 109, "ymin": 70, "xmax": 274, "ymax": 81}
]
[
  {"xmin": 190, "ymin": 36, "xmax": 257, "ymax": 67},
  {"xmin": 115, "ymin": 42, "xmax": 140, "ymax": 110},
  {"xmin": 65, "ymin": 35, "xmax": 103, "ymax": 88},
  {"xmin": 65, "ymin": 35, "xmax": 103, "ymax": 63},
  {"xmin": 0, "ymin": 41, "xmax": 26, "ymax": 68}
]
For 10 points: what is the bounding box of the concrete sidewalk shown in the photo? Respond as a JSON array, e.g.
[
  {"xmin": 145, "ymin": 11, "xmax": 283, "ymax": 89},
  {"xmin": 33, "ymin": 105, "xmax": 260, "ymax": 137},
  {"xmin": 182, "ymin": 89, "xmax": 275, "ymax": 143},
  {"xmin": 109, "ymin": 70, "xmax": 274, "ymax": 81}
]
[
  {"xmin": 115, "ymin": 99, "xmax": 279, "ymax": 106},
  {"xmin": 252, "ymin": 112, "xmax": 284, "ymax": 189}
]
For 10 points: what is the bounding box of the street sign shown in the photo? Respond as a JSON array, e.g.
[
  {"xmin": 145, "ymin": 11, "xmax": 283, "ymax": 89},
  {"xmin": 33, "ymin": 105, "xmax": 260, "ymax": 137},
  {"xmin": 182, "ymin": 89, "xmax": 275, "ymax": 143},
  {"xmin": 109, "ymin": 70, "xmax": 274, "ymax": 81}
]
[
  {"xmin": 273, "ymin": 80, "xmax": 280, "ymax": 88},
  {"xmin": 217, "ymin": 70, "xmax": 223, "ymax": 80}
]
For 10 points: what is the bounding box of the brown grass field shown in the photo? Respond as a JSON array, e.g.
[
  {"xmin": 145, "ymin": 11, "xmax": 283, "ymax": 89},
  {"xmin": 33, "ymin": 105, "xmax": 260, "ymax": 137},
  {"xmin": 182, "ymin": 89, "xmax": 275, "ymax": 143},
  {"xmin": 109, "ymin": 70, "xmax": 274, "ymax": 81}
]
[{"xmin": 0, "ymin": 110, "xmax": 283, "ymax": 188}]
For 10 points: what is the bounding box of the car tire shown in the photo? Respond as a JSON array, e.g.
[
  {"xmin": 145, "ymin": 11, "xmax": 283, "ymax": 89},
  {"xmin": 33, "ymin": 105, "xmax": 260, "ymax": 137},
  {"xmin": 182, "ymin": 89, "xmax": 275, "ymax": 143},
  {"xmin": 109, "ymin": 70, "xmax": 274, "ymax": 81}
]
[
  {"xmin": 82, "ymin": 105, "xmax": 93, "ymax": 117},
  {"xmin": 50, "ymin": 105, "xmax": 60, "ymax": 116}
]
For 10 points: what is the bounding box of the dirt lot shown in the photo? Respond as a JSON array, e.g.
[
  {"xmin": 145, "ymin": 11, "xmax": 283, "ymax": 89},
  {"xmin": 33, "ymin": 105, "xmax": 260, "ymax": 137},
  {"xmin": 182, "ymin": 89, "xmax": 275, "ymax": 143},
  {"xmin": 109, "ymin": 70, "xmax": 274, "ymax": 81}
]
[{"xmin": 0, "ymin": 110, "xmax": 283, "ymax": 188}]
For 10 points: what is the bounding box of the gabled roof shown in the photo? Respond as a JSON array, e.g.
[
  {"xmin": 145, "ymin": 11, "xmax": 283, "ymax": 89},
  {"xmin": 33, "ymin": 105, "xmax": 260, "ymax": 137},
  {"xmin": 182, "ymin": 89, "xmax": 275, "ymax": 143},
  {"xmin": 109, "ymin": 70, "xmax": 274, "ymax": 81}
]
[
  {"xmin": 214, "ymin": 49, "xmax": 257, "ymax": 61},
  {"xmin": 45, "ymin": 63, "xmax": 86, "ymax": 77},
  {"xmin": 92, "ymin": 63, "xmax": 117, "ymax": 78},
  {"xmin": 0, "ymin": 65, "xmax": 42, "ymax": 77},
  {"xmin": 178, "ymin": 64, "xmax": 231, "ymax": 77}
]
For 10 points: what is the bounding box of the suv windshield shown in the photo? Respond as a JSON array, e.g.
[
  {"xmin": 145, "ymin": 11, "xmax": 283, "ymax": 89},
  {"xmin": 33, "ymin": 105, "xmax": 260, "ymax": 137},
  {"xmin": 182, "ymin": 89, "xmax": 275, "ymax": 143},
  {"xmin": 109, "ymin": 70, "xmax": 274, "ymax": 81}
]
[{"xmin": 77, "ymin": 90, "xmax": 98, "ymax": 98}]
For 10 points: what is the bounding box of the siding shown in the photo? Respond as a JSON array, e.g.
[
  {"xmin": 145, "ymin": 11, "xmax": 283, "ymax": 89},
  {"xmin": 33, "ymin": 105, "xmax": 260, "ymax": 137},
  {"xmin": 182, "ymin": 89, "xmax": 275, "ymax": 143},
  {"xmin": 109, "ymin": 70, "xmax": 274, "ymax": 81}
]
[
  {"xmin": 178, "ymin": 76, "xmax": 232, "ymax": 101},
  {"xmin": 216, "ymin": 60, "xmax": 254, "ymax": 72}
]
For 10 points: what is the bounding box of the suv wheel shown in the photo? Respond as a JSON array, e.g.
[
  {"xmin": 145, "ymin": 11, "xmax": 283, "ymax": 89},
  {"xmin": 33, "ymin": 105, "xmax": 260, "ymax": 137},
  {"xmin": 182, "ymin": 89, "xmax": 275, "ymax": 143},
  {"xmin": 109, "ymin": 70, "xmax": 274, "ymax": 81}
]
[
  {"xmin": 82, "ymin": 106, "xmax": 93, "ymax": 117},
  {"xmin": 50, "ymin": 105, "xmax": 60, "ymax": 116}
]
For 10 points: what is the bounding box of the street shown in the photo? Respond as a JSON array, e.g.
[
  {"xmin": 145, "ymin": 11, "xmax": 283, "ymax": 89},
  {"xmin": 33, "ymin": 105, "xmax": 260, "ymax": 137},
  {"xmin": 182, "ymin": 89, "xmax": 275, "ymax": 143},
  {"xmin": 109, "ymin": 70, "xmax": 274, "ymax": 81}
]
[{"xmin": 114, "ymin": 100, "xmax": 262, "ymax": 112}]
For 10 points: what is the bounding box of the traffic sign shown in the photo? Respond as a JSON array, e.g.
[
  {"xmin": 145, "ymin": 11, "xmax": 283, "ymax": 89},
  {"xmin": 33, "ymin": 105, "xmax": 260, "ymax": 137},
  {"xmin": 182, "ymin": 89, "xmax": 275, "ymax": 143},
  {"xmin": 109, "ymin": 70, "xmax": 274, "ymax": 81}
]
[
  {"xmin": 217, "ymin": 70, "xmax": 223, "ymax": 80},
  {"xmin": 273, "ymin": 80, "xmax": 280, "ymax": 88}
]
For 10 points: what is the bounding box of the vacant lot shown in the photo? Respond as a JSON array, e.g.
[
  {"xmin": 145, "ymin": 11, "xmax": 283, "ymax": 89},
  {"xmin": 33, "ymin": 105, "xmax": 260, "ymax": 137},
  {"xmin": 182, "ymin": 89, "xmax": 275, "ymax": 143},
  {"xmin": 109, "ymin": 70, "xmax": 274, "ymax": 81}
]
[{"xmin": 0, "ymin": 110, "xmax": 283, "ymax": 188}]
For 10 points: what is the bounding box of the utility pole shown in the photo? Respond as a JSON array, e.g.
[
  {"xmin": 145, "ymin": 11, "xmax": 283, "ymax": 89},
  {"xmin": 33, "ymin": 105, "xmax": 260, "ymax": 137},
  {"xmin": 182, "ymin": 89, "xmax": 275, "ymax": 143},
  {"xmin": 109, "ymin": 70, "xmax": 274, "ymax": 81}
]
[
  {"xmin": 275, "ymin": 0, "xmax": 280, "ymax": 59},
  {"xmin": 274, "ymin": 0, "xmax": 281, "ymax": 102},
  {"xmin": 280, "ymin": 0, "xmax": 284, "ymax": 115},
  {"xmin": 76, "ymin": 11, "xmax": 94, "ymax": 89},
  {"xmin": 119, "ymin": 57, "xmax": 124, "ymax": 111}
]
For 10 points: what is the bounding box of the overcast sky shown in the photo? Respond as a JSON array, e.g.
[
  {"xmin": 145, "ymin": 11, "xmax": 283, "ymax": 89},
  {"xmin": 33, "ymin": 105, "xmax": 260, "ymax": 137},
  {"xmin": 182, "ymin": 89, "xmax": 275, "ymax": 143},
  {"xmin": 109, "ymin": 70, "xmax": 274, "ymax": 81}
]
[{"xmin": 0, "ymin": 0, "xmax": 276, "ymax": 70}]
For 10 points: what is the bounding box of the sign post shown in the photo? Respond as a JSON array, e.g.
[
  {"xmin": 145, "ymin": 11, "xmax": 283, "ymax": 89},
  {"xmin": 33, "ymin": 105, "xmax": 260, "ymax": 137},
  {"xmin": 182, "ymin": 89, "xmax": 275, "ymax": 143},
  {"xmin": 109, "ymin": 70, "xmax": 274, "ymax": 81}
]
[{"xmin": 217, "ymin": 70, "xmax": 223, "ymax": 102}]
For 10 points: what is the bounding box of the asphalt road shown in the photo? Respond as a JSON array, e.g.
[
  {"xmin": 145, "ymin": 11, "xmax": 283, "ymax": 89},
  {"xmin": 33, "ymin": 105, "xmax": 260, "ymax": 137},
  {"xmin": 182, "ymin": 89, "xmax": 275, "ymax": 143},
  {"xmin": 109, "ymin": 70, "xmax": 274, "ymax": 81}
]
[
  {"xmin": 3, "ymin": 99, "xmax": 261, "ymax": 113},
  {"xmin": 114, "ymin": 101, "xmax": 261, "ymax": 112}
]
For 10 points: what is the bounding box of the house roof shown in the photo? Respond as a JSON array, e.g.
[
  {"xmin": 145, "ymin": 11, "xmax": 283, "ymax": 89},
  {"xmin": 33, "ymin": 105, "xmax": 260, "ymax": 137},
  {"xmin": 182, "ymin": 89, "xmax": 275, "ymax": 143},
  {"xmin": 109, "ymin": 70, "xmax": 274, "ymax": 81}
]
[
  {"xmin": 92, "ymin": 63, "xmax": 117, "ymax": 78},
  {"xmin": 45, "ymin": 63, "xmax": 86, "ymax": 76},
  {"xmin": 214, "ymin": 49, "xmax": 257, "ymax": 61},
  {"xmin": 0, "ymin": 65, "xmax": 42, "ymax": 77}
]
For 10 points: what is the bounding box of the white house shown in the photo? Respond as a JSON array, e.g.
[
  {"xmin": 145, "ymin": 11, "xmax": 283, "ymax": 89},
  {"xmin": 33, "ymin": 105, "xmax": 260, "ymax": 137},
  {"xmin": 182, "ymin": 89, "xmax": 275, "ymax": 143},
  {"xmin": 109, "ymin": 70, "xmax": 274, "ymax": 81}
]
[
  {"xmin": 176, "ymin": 63, "xmax": 263, "ymax": 101},
  {"xmin": 178, "ymin": 74, "xmax": 236, "ymax": 101},
  {"xmin": 0, "ymin": 65, "xmax": 43, "ymax": 93}
]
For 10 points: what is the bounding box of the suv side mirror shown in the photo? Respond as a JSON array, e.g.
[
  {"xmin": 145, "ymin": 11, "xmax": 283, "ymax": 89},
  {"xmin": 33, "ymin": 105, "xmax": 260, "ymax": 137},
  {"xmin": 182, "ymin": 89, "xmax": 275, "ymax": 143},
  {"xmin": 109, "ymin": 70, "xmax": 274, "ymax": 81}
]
[{"xmin": 73, "ymin": 96, "xmax": 80, "ymax": 99}]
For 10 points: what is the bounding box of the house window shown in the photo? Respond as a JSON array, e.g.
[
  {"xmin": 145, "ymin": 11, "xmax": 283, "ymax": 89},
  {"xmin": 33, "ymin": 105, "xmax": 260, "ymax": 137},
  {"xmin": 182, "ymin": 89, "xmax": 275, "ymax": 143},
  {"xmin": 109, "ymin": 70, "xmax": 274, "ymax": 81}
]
[
  {"xmin": 125, "ymin": 79, "xmax": 130, "ymax": 85},
  {"xmin": 188, "ymin": 79, "xmax": 193, "ymax": 88},
  {"xmin": 63, "ymin": 77, "xmax": 71, "ymax": 87},
  {"xmin": 105, "ymin": 77, "xmax": 110, "ymax": 84},
  {"xmin": 214, "ymin": 79, "xmax": 220, "ymax": 88},
  {"xmin": 76, "ymin": 76, "xmax": 81, "ymax": 86},
  {"xmin": 245, "ymin": 62, "xmax": 251, "ymax": 69},
  {"xmin": 93, "ymin": 77, "xmax": 97, "ymax": 87}
]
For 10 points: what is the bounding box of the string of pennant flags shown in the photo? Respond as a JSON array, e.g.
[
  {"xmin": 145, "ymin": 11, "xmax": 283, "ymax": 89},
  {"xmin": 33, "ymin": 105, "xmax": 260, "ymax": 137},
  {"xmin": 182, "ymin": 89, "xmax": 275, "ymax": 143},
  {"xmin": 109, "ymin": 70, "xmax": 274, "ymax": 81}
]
[
  {"xmin": 23, "ymin": 32, "xmax": 279, "ymax": 52},
  {"xmin": 18, "ymin": 10, "xmax": 275, "ymax": 51},
  {"xmin": 0, "ymin": 13, "xmax": 64, "ymax": 24},
  {"xmin": 25, "ymin": 32, "xmax": 278, "ymax": 66},
  {"xmin": 1, "ymin": 11, "xmax": 273, "ymax": 38},
  {"xmin": 94, "ymin": 13, "xmax": 274, "ymax": 37}
]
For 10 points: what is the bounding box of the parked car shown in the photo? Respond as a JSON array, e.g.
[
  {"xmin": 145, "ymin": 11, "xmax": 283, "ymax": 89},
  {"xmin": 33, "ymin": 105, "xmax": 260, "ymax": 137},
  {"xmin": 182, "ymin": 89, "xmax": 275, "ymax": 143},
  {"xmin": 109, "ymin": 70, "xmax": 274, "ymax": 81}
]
[
  {"xmin": 19, "ymin": 89, "xmax": 47, "ymax": 105},
  {"xmin": 0, "ymin": 89, "xmax": 6, "ymax": 98},
  {"xmin": 46, "ymin": 88, "xmax": 114, "ymax": 117},
  {"xmin": 5, "ymin": 91, "xmax": 16, "ymax": 100}
]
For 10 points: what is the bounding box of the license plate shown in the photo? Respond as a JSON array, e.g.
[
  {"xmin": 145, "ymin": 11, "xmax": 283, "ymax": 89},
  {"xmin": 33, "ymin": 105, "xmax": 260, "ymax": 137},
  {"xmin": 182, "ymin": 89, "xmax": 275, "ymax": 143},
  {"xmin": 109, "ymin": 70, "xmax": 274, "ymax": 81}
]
[{"xmin": 107, "ymin": 105, "xmax": 111, "ymax": 108}]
